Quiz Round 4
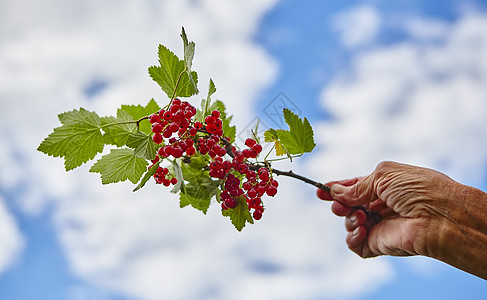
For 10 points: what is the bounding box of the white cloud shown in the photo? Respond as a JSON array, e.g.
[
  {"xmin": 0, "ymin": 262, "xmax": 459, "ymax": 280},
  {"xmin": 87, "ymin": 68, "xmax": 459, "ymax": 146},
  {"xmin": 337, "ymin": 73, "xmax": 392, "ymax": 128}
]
[
  {"xmin": 404, "ymin": 17, "xmax": 450, "ymax": 40},
  {"xmin": 310, "ymin": 13, "xmax": 487, "ymax": 193},
  {"xmin": 1, "ymin": 0, "xmax": 394, "ymax": 299},
  {"xmin": 332, "ymin": 5, "xmax": 381, "ymax": 48},
  {"xmin": 0, "ymin": 196, "xmax": 24, "ymax": 275}
]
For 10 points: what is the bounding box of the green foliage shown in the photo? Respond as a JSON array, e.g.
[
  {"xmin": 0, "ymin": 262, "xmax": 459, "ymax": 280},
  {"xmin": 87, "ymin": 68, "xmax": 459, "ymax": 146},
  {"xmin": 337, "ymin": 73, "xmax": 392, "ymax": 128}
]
[
  {"xmin": 133, "ymin": 161, "xmax": 160, "ymax": 192},
  {"xmin": 178, "ymin": 161, "xmax": 221, "ymax": 214},
  {"xmin": 38, "ymin": 108, "xmax": 105, "ymax": 171},
  {"xmin": 102, "ymin": 109, "xmax": 136, "ymax": 146},
  {"xmin": 37, "ymin": 27, "xmax": 319, "ymax": 232},
  {"xmin": 120, "ymin": 99, "xmax": 160, "ymax": 135},
  {"xmin": 126, "ymin": 132, "xmax": 158, "ymax": 161},
  {"xmin": 265, "ymin": 109, "xmax": 315, "ymax": 157},
  {"xmin": 222, "ymin": 196, "xmax": 254, "ymax": 231},
  {"xmin": 148, "ymin": 44, "xmax": 198, "ymax": 99},
  {"xmin": 181, "ymin": 27, "xmax": 198, "ymax": 94},
  {"xmin": 89, "ymin": 148, "xmax": 148, "ymax": 184}
]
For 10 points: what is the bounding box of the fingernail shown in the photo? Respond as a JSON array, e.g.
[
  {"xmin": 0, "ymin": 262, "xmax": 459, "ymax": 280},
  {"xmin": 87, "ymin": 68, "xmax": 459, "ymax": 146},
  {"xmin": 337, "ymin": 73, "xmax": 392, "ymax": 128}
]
[
  {"xmin": 350, "ymin": 214, "xmax": 357, "ymax": 224},
  {"xmin": 352, "ymin": 227, "xmax": 360, "ymax": 237},
  {"xmin": 331, "ymin": 184, "xmax": 346, "ymax": 195}
]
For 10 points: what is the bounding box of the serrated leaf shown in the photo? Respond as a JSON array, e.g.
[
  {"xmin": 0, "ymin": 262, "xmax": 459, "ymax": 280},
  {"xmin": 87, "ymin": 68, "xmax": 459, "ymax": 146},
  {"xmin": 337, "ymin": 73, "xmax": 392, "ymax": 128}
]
[
  {"xmin": 208, "ymin": 78, "xmax": 216, "ymax": 97},
  {"xmin": 148, "ymin": 45, "xmax": 198, "ymax": 98},
  {"xmin": 102, "ymin": 109, "xmax": 136, "ymax": 146},
  {"xmin": 126, "ymin": 131, "xmax": 157, "ymax": 161},
  {"xmin": 37, "ymin": 108, "xmax": 105, "ymax": 171},
  {"xmin": 222, "ymin": 196, "xmax": 254, "ymax": 231},
  {"xmin": 120, "ymin": 99, "xmax": 160, "ymax": 135},
  {"xmin": 181, "ymin": 27, "xmax": 198, "ymax": 94},
  {"xmin": 133, "ymin": 161, "xmax": 160, "ymax": 192},
  {"xmin": 170, "ymin": 159, "xmax": 184, "ymax": 194},
  {"xmin": 273, "ymin": 109, "xmax": 315, "ymax": 155},
  {"xmin": 222, "ymin": 115, "xmax": 236, "ymax": 143},
  {"xmin": 180, "ymin": 163, "xmax": 221, "ymax": 214},
  {"xmin": 264, "ymin": 129, "xmax": 289, "ymax": 157},
  {"xmin": 89, "ymin": 148, "xmax": 148, "ymax": 184}
]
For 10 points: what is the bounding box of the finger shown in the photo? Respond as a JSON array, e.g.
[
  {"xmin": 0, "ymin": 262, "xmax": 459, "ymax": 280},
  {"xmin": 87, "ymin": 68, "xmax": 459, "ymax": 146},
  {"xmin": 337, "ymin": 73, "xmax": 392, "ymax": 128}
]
[
  {"xmin": 331, "ymin": 174, "xmax": 378, "ymax": 207},
  {"xmin": 345, "ymin": 209, "xmax": 366, "ymax": 232},
  {"xmin": 346, "ymin": 225, "xmax": 367, "ymax": 250},
  {"xmin": 331, "ymin": 201, "xmax": 354, "ymax": 216},
  {"xmin": 316, "ymin": 178, "xmax": 360, "ymax": 201},
  {"xmin": 316, "ymin": 185, "xmax": 333, "ymax": 200}
]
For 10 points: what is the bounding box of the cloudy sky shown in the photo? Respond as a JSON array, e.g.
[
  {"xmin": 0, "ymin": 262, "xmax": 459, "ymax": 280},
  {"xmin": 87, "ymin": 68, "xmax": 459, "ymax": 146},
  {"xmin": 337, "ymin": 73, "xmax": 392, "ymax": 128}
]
[{"xmin": 1, "ymin": 0, "xmax": 487, "ymax": 299}]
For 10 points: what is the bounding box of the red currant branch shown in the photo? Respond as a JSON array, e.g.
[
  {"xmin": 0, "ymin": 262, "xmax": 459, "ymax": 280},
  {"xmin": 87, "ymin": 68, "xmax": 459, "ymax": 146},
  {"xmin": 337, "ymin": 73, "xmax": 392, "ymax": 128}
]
[{"xmin": 217, "ymin": 133, "xmax": 330, "ymax": 192}]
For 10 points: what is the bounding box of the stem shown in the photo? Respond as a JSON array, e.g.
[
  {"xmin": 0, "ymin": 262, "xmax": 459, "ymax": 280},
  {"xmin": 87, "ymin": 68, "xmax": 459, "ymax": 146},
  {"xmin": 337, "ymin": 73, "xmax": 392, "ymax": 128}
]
[
  {"xmin": 170, "ymin": 70, "xmax": 186, "ymax": 103},
  {"xmin": 270, "ymin": 169, "xmax": 330, "ymax": 192},
  {"xmin": 100, "ymin": 115, "xmax": 150, "ymax": 131},
  {"xmin": 216, "ymin": 133, "xmax": 330, "ymax": 192}
]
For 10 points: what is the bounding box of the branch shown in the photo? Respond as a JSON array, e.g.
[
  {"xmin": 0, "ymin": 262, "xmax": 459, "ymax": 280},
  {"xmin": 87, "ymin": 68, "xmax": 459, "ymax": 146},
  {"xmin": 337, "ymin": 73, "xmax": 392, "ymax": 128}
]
[{"xmin": 271, "ymin": 169, "xmax": 330, "ymax": 192}]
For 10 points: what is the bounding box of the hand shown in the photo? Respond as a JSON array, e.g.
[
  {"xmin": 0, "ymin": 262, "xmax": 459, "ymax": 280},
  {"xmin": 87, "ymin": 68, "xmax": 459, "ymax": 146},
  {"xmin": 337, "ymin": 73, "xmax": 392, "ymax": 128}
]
[{"xmin": 317, "ymin": 161, "xmax": 487, "ymax": 279}]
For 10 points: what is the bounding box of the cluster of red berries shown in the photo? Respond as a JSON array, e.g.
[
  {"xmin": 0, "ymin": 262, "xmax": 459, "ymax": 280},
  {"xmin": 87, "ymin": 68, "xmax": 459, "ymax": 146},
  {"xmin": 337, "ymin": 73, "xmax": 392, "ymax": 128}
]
[
  {"xmin": 149, "ymin": 157, "xmax": 178, "ymax": 187},
  {"xmin": 208, "ymin": 138, "xmax": 278, "ymax": 220},
  {"xmin": 148, "ymin": 100, "xmax": 279, "ymax": 221},
  {"xmin": 149, "ymin": 99, "xmax": 198, "ymax": 145}
]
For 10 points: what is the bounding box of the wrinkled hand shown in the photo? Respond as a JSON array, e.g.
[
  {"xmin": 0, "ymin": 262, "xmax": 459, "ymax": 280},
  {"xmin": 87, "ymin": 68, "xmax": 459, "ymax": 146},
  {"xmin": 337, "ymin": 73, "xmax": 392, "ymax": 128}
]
[
  {"xmin": 317, "ymin": 161, "xmax": 461, "ymax": 258},
  {"xmin": 317, "ymin": 161, "xmax": 487, "ymax": 280}
]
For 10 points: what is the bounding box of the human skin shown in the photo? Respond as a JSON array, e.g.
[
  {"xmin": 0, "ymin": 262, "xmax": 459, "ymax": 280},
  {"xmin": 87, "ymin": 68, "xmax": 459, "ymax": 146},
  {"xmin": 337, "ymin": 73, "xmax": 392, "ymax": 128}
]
[{"xmin": 316, "ymin": 161, "xmax": 487, "ymax": 280}]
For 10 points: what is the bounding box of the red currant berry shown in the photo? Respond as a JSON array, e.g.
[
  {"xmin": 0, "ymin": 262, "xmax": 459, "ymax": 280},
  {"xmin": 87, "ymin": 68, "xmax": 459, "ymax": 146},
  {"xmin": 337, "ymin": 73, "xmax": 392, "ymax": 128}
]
[
  {"xmin": 225, "ymin": 198, "xmax": 237, "ymax": 209},
  {"xmin": 149, "ymin": 114, "xmax": 160, "ymax": 124},
  {"xmin": 163, "ymin": 128, "xmax": 172, "ymax": 138},
  {"xmin": 205, "ymin": 115, "xmax": 215, "ymax": 125},
  {"xmin": 211, "ymin": 110, "xmax": 220, "ymax": 118},
  {"xmin": 188, "ymin": 127, "xmax": 197, "ymax": 136},
  {"xmin": 241, "ymin": 149, "xmax": 251, "ymax": 158},
  {"xmin": 152, "ymin": 122, "xmax": 163, "ymax": 134},
  {"xmin": 163, "ymin": 111, "xmax": 172, "ymax": 121},
  {"xmin": 252, "ymin": 144, "xmax": 262, "ymax": 154},
  {"xmin": 194, "ymin": 121, "xmax": 202, "ymax": 129},
  {"xmin": 153, "ymin": 133, "xmax": 163, "ymax": 144},
  {"xmin": 266, "ymin": 185, "xmax": 277, "ymax": 196},
  {"xmin": 158, "ymin": 147, "xmax": 167, "ymax": 157},
  {"xmin": 247, "ymin": 189, "xmax": 258, "ymax": 198},
  {"xmin": 170, "ymin": 177, "xmax": 178, "ymax": 185},
  {"xmin": 162, "ymin": 168, "xmax": 169, "ymax": 176},
  {"xmin": 186, "ymin": 146, "xmax": 196, "ymax": 156},
  {"xmin": 253, "ymin": 210, "xmax": 262, "ymax": 220},
  {"xmin": 169, "ymin": 123, "xmax": 179, "ymax": 133},
  {"xmin": 245, "ymin": 138, "xmax": 256, "ymax": 147}
]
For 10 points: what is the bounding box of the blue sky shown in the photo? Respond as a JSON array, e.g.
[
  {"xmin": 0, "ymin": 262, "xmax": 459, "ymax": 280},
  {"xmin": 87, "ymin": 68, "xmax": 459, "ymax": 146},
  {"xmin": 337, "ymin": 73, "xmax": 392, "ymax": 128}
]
[{"xmin": 1, "ymin": 0, "xmax": 487, "ymax": 299}]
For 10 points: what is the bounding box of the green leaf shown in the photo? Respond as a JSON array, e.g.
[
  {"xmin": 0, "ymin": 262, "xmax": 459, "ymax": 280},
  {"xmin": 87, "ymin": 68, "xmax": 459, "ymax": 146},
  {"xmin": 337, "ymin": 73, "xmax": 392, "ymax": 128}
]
[
  {"xmin": 222, "ymin": 196, "xmax": 254, "ymax": 231},
  {"xmin": 179, "ymin": 163, "xmax": 221, "ymax": 214},
  {"xmin": 148, "ymin": 45, "xmax": 198, "ymax": 98},
  {"xmin": 195, "ymin": 79, "xmax": 217, "ymax": 122},
  {"xmin": 273, "ymin": 109, "xmax": 315, "ymax": 155},
  {"xmin": 208, "ymin": 78, "xmax": 216, "ymax": 97},
  {"xmin": 170, "ymin": 159, "xmax": 184, "ymax": 194},
  {"xmin": 126, "ymin": 131, "xmax": 157, "ymax": 161},
  {"xmin": 133, "ymin": 161, "xmax": 160, "ymax": 192},
  {"xmin": 89, "ymin": 148, "xmax": 148, "ymax": 184},
  {"xmin": 37, "ymin": 108, "xmax": 105, "ymax": 171},
  {"xmin": 102, "ymin": 109, "xmax": 136, "ymax": 146},
  {"xmin": 222, "ymin": 115, "xmax": 236, "ymax": 143},
  {"xmin": 180, "ymin": 27, "xmax": 198, "ymax": 94},
  {"xmin": 120, "ymin": 99, "xmax": 160, "ymax": 135},
  {"xmin": 264, "ymin": 128, "xmax": 290, "ymax": 157}
]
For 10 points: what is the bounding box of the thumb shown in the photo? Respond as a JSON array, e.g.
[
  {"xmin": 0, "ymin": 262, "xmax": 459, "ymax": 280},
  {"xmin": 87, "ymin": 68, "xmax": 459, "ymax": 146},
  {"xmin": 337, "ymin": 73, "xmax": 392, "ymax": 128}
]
[{"xmin": 331, "ymin": 175, "xmax": 377, "ymax": 206}]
